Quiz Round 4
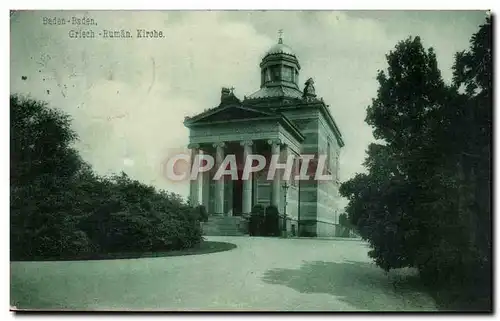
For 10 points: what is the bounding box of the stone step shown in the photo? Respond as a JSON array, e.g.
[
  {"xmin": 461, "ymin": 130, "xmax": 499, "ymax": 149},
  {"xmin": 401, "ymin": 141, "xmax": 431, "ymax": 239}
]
[
  {"xmin": 203, "ymin": 227, "xmax": 244, "ymax": 232},
  {"xmin": 203, "ymin": 225, "xmax": 241, "ymax": 230},
  {"xmin": 202, "ymin": 216, "xmax": 248, "ymax": 236},
  {"xmin": 207, "ymin": 216, "xmax": 245, "ymax": 221},
  {"xmin": 205, "ymin": 225, "xmax": 243, "ymax": 230},
  {"xmin": 203, "ymin": 226, "xmax": 243, "ymax": 231},
  {"xmin": 204, "ymin": 231, "xmax": 245, "ymax": 236}
]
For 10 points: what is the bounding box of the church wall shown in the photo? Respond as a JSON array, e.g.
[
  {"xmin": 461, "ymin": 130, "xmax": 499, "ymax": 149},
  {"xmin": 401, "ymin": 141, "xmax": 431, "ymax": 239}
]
[
  {"xmin": 285, "ymin": 108, "xmax": 343, "ymax": 236},
  {"xmin": 314, "ymin": 112, "xmax": 342, "ymax": 235},
  {"xmin": 281, "ymin": 108, "xmax": 319, "ymax": 125},
  {"xmin": 298, "ymin": 117, "xmax": 320, "ymax": 233},
  {"xmin": 282, "ymin": 109, "xmax": 322, "ymax": 236},
  {"xmin": 316, "ymin": 184, "xmax": 340, "ymax": 222},
  {"xmin": 316, "ymin": 221, "xmax": 337, "ymax": 237},
  {"xmin": 286, "ymin": 185, "xmax": 299, "ymax": 220},
  {"xmin": 299, "ymin": 219, "xmax": 318, "ymax": 236}
]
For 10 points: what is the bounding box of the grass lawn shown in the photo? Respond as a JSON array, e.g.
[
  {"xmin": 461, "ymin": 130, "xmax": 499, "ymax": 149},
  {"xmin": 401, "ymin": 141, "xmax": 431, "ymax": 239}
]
[{"xmin": 11, "ymin": 240, "xmax": 237, "ymax": 262}]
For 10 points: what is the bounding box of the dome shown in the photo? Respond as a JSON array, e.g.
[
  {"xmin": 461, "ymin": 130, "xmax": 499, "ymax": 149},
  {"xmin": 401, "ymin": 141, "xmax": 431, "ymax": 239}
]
[
  {"xmin": 265, "ymin": 42, "xmax": 296, "ymax": 57},
  {"xmin": 257, "ymin": 34, "xmax": 301, "ymax": 92}
]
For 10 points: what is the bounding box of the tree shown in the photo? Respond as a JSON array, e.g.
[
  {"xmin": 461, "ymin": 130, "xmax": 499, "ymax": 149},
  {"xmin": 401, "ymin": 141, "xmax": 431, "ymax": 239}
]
[
  {"xmin": 449, "ymin": 17, "xmax": 492, "ymax": 304},
  {"xmin": 341, "ymin": 35, "xmax": 448, "ymax": 271},
  {"xmin": 10, "ymin": 95, "xmax": 204, "ymax": 260},
  {"xmin": 10, "ymin": 95, "xmax": 83, "ymax": 187},
  {"xmin": 452, "ymin": 17, "xmax": 491, "ymax": 254},
  {"xmin": 264, "ymin": 205, "xmax": 280, "ymax": 236},
  {"xmin": 338, "ymin": 213, "xmax": 348, "ymax": 227},
  {"xmin": 340, "ymin": 19, "xmax": 492, "ymax": 310},
  {"xmin": 249, "ymin": 204, "xmax": 265, "ymax": 236},
  {"xmin": 10, "ymin": 95, "xmax": 91, "ymax": 259},
  {"xmin": 338, "ymin": 213, "xmax": 354, "ymax": 237}
]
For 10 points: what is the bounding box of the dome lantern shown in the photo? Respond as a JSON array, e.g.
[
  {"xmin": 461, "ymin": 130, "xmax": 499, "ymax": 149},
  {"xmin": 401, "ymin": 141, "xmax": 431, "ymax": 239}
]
[{"xmin": 259, "ymin": 30, "xmax": 301, "ymax": 90}]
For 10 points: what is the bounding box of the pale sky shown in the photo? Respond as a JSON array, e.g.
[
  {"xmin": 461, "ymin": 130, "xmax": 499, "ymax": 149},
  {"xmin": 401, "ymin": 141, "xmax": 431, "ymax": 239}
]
[{"xmin": 10, "ymin": 10, "xmax": 488, "ymax": 203}]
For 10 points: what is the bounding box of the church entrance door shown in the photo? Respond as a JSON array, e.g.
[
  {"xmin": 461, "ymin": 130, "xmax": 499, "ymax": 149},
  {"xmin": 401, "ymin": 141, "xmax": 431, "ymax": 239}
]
[{"xmin": 232, "ymin": 170, "xmax": 243, "ymax": 216}]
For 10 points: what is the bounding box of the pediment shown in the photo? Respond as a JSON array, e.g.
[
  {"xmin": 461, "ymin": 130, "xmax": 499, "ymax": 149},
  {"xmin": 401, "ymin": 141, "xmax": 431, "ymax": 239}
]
[{"xmin": 184, "ymin": 104, "xmax": 275, "ymax": 126}]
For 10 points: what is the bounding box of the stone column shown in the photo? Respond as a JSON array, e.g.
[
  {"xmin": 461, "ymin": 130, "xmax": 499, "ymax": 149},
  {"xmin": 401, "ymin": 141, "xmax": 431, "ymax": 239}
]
[
  {"xmin": 188, "ymin": 143, "xmax": 200, "ymax": 206},
  {"xmin": 240, "ymin": 140, "xmax": 253, "ymax": 215},
  {"xmin": 268, "ymin": 139, "xmax": 281, "ymax": 208},
  {"xmin": 201, "ymin": 150, "xmax": 210, "ymax": 210},
  {"xmin": 282, "ymin": 144, "xmax": 291, "ymax": 215},
  {"xmin": 213, "ymin": 142, "xmax": 226, "ymax": 215}
]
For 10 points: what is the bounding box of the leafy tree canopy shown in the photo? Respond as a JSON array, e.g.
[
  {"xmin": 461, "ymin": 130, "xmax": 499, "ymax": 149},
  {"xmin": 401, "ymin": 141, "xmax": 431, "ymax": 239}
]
[{"xmin": 339, "ymin": 18, "xmax": 491, "ymax": 309}]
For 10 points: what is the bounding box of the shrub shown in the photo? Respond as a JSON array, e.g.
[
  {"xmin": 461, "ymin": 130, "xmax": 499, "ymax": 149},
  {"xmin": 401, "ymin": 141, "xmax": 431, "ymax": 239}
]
[
  {"xmin": 194, "ymin": 204, "xmax": 209, "ymax": 222},
  {"xmin": 264, "ymin": 205, "xmax": 280, "ymax": 236},
  {"xmin": 252, "ymin": 204, "xmax": 265, "ymax": 215},
  {"xmin": 338, "ymin": 213, "xmax": 348, "ymax": 227},
  {"xmin": 10, "ymin": 95, "xmax": 204, "ymax": 260},
  {"xmin": 249, "ymin": 204, "xmax": 265, "ymax": 236},
  {"xmin": 338, "ymin": 213, "xmax": 353, "ymax": 238}
]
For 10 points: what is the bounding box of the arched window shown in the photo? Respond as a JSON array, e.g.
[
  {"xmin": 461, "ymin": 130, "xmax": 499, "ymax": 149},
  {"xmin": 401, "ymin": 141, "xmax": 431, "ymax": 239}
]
[
  {"xmin": 271, "ymin": 66, "xmax": 280, "ymax": 81},
  {"xmin": 282, "ymin": 66, "xmax": 293, "ymax": 82},
  {"xmin": 265, "ymin": 68, "xmax": 272, "ymax": 82}
]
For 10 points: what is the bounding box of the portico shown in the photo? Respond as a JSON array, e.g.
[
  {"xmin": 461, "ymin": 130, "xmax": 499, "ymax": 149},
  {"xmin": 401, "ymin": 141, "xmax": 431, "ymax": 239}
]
[
  {"xmin": 187, "ymin": 133, "xmax": 302, "ymax": 217},
  {"xmin": 183, "ymin": 33, "xmax": 344, "ymax": 237}
]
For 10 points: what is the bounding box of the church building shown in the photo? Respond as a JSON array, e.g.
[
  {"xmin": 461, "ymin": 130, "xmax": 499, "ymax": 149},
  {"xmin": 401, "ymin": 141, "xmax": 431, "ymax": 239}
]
[{"xmin": 184, "ymin": 34, "xmax": 344, "ymax": 237}]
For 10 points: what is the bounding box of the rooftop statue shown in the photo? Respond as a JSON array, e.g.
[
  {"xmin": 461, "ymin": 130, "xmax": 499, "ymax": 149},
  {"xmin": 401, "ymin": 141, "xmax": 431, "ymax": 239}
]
[
  {"xmin": 303, "ymin": 77, "xmax": 317, "ymax": 100},
  {"xmin": 220, "ymin": 86, "xmax": 240, "ymax": 105}
]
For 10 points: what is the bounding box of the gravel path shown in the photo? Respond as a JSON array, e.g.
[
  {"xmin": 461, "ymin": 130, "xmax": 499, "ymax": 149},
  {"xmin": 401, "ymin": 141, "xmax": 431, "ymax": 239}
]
[{"xmin": 10, "ymin": 236, "xmax": 438, "ymax": 311}]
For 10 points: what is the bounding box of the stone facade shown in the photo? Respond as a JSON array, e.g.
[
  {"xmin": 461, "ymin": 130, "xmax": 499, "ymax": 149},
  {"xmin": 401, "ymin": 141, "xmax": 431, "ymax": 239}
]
[{"xmin": 184, "ymin": 36, "xmax": 344, "ymax": 237}]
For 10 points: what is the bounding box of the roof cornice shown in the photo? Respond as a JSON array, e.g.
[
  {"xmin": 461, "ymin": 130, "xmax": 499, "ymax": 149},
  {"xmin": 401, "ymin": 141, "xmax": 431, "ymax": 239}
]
[{"xmin": 275, "ymin": 100, "xmax": 345, "ymax": 147}]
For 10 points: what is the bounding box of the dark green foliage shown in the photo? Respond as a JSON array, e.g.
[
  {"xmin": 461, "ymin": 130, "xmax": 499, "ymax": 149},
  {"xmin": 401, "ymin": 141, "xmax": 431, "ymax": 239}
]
[
  {"xmin": 77, "ymin": 173, "xmax": 203, "ymax": 254},
  {"xmin": 340, "ymin": 19, "xmax": 491, "ymax": 310},
  {"xmin": 338, "ymin": 213, "xmax": 352, "ymax": 237},
  {"xmin": 10, "ymin": 95, "xmax": 203, "ymax": 260},
  {"xmin": 338, "ymin": 213, "xmax": 348, "ymax": 227},
  {"xmin": 193, "ymin": 204, "xmax": 209, "ymax": 222},
  {"xmin": 264, "ymin": 205, "xmax": 280, "ymax": 236},
  {"xmin": 252, "ymin": 204, "xmax": 265, "ymax": 215},
  {"xmin": 249, "ymin": 204, "xmax": 265, "ymax": 236}
]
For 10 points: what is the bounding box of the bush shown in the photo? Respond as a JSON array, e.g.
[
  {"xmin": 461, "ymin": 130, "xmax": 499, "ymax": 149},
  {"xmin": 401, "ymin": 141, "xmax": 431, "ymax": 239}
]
[
  {"xmin": 252, "ymin": 204, "xmax": 265, "ymax": 215},
  {"xmin": 194, "ymin": 205, "xmax": 209, "ymax": 222},
  {"xmin": 338, "ymin": 213, "xmax": 353, "ymax": 238},
  {"xmin": 79, "ymin": 174, "xmax": 204, "ymax": 254},
  {"xmin": 10, "ymin": 95, "xmax": 204, "ymax": 260},
  {"xmin": 338, "ymin": 213, "xmax": 348, "ymax": 227},
  {"xmin": 264, "ymin": 205, "xmax": 280, "ymax": 237},
  {"xmin": 249, "ymin": 204, "xmax": 265, "ymax": 236}
]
